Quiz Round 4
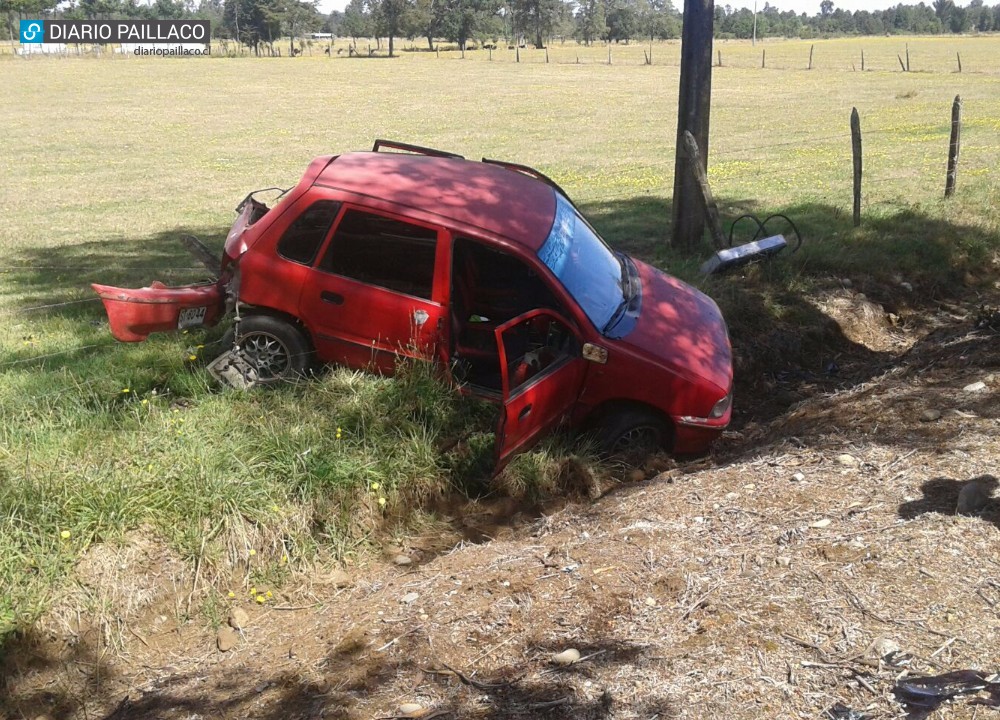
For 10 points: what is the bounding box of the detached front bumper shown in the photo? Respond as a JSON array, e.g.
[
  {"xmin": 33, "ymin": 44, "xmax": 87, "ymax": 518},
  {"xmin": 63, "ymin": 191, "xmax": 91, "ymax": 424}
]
[{"xmin": 92, "ymin": 281, "xmax": 224, "ymax": 342}]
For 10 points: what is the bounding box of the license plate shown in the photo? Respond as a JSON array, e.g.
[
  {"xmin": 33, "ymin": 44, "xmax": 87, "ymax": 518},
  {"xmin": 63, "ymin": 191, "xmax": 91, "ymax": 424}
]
[{"xmin": 178, "ymin": 306, "xmax": 207, "ymax": 329}]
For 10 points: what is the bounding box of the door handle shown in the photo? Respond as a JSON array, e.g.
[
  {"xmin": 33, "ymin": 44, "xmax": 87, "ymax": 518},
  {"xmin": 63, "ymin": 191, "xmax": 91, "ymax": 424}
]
[
  {"xmin": 321, "ymin": 291, "xmax": 344, "ymax": 305},
  {"xmin": 518, "ymin": 404, "xmax": 533, "ymax": 421}
]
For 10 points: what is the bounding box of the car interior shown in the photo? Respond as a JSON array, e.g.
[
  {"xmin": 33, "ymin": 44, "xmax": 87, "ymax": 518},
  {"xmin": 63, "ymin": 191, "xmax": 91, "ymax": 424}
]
[{"xmin": 450, "ymin": 238, "xmax": 576, "ymax": 393}]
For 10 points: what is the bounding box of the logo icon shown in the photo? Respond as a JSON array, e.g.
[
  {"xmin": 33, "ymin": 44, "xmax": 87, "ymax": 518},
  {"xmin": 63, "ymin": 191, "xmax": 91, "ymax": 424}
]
[{"xmin": 20, "ymin": 20, "xmax": 44, "ymax": 43}]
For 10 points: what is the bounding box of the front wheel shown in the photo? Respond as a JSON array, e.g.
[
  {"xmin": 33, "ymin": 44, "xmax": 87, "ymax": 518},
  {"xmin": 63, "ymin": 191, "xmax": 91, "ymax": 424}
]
[
  {"xmin": 222, "ymin": 315, "xmax": 312, "ymax": 384},
  {"xmin": 594, "ymin": 409, "xmax": 671, "ymax": 464}
]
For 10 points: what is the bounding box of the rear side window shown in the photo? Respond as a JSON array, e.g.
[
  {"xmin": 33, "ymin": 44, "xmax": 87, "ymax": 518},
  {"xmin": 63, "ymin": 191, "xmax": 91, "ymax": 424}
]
[
  {"xmin": 277, "ymin": 200, "xmax": 341, "ymax": 265},
  {"xmin": 320, "ymin": 210, "xmax": 438, "ymax": 299}
]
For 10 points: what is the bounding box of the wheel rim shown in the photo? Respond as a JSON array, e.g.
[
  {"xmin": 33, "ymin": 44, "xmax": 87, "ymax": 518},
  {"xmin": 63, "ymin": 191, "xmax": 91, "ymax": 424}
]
[
  {"xmin": 238, "ymin": 332, "xmax": 291, "ymax": 380},
  {"xmin": 610, "ymin": 425, "xmax": 661, "ymax": 457}
]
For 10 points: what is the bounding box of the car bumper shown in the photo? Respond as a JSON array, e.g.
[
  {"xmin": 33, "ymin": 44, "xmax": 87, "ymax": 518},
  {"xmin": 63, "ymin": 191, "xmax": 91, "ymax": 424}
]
[
  {"xmin": 92, "ymin": 281, "xmax": 224, "ymax": 342},
  {"xmin": 671, "ymin": 409, "xmax": 731, "ymax": 454}
]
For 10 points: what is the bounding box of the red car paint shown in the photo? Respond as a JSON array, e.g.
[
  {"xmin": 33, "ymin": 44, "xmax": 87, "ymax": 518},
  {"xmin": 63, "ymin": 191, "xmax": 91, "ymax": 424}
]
[{"xmin": 93, "ymin": 147, "xmax": 733, "ymax": 460}]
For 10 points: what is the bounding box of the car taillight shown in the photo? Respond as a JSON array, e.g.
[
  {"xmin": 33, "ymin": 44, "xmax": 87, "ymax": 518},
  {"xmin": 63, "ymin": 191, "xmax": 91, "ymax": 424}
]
[{"xmin": 709, "ymin": 392, "xmax": 732, "ymax": 419}]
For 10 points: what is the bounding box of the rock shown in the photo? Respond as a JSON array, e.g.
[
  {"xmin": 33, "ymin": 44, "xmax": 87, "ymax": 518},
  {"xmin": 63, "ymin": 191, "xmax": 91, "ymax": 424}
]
[
  {"xmin": 217, "ymin": 627, "xmax": 238, "ymax": 652},
  {"xmin": 400, "ymin": 592, "xmax": 419, "ymax": 604},
  {"xmin": 809, "ymin": 518, "xmax": 832, "ymax": 529},
  {"xmin": 397, "ymin": 703, "xmax": 426, "ymax": 717},
  {"xmin": 872, "ymin": 637, "xmax": 900, "ymax": 659},
  {"xmin": 628, "ymin": 468, "xmax": 645, "ymax": 483},
  {"xmin": 326, "ymin": 568, "xmax": 352, "ymax": 588},
  {"xmin": 836, "ymin": 454, "xmax": 858, "ymax": 467},
  {"xmin": 842, "ymin": 278, "xmax": 852, "ymax": 288},
  {"xmin": 776, "ymin": 556, "xmax": 791, "ymax": 567},
  {"xmin": 725, "ymin": 492, "xmax": 739, "ymax": 500},
  {"xmin": 228, "ymin": 607, "xmax": 249, "ymax": 630},
  {"xmin": 551, "ymin": 648, "xmax": 581, "ymax": 666},
  {"xmin": 644, "ymin": 596, "xmax": 657, "ymax": 607},
  {"xmin": 957, "ymin": 480, "xmax": 992, "ymax": 515},
  {"xmin": 920, "ymin": 409, "xmax": 942, "ymax": 422},
  {"xmin": 791, "ymin": 472, "xmax": 805, "ymax": 483},
  {"xmin": 392, "ymin": 554, "xmax": 413, "ymax": 566},
  {"xmin": 900, "ymin": 281, "xmax": 913, "ymax": 292},
  {"xmin": 963, "ymin": 381, "xmax": 988, "ymax": 393}
]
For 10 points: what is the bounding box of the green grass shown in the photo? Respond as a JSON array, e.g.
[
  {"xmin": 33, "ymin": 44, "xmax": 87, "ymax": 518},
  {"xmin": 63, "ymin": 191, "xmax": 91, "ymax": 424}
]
[{"xmin": 1, "ymin": 37, "xmax": 999, "ymax": 637}]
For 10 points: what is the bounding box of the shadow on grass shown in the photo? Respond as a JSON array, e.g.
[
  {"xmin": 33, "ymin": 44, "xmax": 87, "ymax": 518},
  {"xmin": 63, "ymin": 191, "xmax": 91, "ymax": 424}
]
[
  {"xmin": 1, "ymin": 626, "xmax": 674, "ymax": 720},
  {"xmin": 4, "ymin": 194, "xmax": 999, "ymax": 428}
]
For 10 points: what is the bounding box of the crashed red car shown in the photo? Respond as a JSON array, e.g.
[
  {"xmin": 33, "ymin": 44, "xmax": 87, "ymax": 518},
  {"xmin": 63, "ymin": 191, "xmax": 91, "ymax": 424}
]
[{"xmin": 94, "ymin": 140, "xmax": 733, "ymax": 466}]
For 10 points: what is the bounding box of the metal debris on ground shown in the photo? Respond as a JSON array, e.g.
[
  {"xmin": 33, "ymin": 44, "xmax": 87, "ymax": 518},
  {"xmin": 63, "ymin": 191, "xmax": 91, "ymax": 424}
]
[
  {"xmin": 207, "ymin": 349, "xmax": 259, "ymax": 390},
  {"xmin": 700, "ymin": 213, "xmax": 802, "ymax": 275},
  {"xmin": 823, "ymin": 702, "xmax": 873, "ymax": 720},
  {"xmin": 893, "ymin": 670, "xmax": 1000, "ymax": 715}
]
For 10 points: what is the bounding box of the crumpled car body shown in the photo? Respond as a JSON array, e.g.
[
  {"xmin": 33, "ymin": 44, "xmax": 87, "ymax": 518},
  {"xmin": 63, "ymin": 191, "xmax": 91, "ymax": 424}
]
[{"xmin": 93, "ymin": 141, "xmax": 733, "ymax": 468}]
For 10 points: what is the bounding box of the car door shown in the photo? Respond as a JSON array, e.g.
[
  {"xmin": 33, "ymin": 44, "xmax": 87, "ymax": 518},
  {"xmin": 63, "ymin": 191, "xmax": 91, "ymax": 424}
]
[
  {"xmin": 493, "ymin": 309, "xmax": 588, "ymax": 471},
  {"xmin": 299, "ymin": 205, "xmax": 448, "ymax": 373}
]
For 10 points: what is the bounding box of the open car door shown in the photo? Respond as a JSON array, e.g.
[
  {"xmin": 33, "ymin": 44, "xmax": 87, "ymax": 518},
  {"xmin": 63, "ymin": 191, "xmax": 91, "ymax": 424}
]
[{"xmin": 493, "ymin": 309, "xmax": 587, "ymax": 472}]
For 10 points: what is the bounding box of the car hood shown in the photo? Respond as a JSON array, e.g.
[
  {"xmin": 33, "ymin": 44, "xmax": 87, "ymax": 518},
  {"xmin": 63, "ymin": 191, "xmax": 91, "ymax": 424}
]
[{"xmin": 621, "ymin": 259, "xmax": 732, "ymax": 394}]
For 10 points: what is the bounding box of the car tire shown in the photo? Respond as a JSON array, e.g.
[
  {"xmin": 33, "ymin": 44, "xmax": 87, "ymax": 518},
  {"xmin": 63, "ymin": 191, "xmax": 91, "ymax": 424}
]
[
  {"xmin": 594, "ymin": 408, "xmax": 671, "ymax": 463},
  {"xmin": 223, "ymin": 315, "xmax": 312, "ymax": 384}
]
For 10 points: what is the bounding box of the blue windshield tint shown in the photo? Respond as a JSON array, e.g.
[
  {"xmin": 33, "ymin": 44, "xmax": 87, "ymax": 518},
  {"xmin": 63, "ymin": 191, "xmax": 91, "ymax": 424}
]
[{"xmin": 537, "ymin": 196, "xmax": 624, "ymax": 332}]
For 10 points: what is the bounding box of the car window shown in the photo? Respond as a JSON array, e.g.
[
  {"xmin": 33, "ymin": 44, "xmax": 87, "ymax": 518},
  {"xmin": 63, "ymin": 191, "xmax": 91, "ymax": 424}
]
[
  {"xmin": 277, "ymin": 200, "xmax": 341, "ymax": 265},
  {"xmin": 537, "ymin": 195, "xmax": 623, "ymax": 333},
  {"xmin": 319, "ymin": 209, "xmax": 438, "ymax": 299}
]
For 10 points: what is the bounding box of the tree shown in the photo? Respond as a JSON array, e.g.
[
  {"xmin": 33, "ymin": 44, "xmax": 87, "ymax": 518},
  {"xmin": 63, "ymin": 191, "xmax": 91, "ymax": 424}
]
[
  {"xmin": 819, "ymin": 0, "xmax": 832, "ymax": 16},
  {"xmin": 370, "ymin": 0, "xmax": 412, "ymax": 56},
  {"xmin": 574, "ymin": 0, "xmax": 606, "ymax": 44},
  {"xmin": 341, "ymin": 0, "xmax": 371, "ymax": 42}
]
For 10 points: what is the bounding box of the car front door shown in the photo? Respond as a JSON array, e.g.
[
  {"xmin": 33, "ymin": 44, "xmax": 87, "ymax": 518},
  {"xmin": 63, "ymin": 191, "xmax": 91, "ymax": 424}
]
[
  {"xmin": 299, "ymin": 206, "xmax": 448, "ymax": 373},
  {"xmin": 493, "ymin": 309, "xmax": 588, "ymax": 471}
]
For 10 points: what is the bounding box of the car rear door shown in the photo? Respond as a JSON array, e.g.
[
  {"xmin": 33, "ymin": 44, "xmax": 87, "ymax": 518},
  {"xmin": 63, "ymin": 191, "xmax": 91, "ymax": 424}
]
[
  {"xmin": 299, "ymin": 205, "xmax": 448, "ymax": 373},
  {"xmin": 493, "ymin": 309, "xmax": 587, "ymax": 471}
]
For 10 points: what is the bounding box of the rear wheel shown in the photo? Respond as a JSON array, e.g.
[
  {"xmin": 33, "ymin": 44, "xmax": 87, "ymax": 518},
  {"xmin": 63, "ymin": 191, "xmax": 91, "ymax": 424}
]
[
  {"xmin": 223, "ymin": 315, "xmax": 312, "ymax": 384},
  {"xmin": 594, "ymin": 409, "xmax": 671, "ymax": 464}
]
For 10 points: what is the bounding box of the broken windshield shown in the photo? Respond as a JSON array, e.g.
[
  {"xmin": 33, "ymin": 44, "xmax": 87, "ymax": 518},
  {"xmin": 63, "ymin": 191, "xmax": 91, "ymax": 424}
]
[{"xmin": 537, "ymin": 195, "xmax": 624, "ymax": 333}]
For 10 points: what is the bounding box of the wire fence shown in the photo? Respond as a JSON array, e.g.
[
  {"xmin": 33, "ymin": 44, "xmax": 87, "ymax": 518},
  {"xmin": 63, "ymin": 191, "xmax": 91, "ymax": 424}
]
[{"xmin": 1, "ymin": 94, "xmax": 996, "ymax": 374}]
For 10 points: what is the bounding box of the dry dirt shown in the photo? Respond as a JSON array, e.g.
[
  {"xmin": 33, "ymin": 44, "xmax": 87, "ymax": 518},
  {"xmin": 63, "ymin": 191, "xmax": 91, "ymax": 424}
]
[{"xmin": 3, "ymin": 289, "xmax": 1000, "ymax": 720}]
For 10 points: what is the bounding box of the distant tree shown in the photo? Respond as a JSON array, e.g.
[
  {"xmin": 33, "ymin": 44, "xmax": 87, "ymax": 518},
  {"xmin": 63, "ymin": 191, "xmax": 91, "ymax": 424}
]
[
  {"xmin": 341, "ymin": 0, "xmax": 371, "ymax": 42},
  {"xmin": 369, "ymin": 0, "xmax": 412, "ymax": 56},
  {"xmin": 819, "ymin": 0, "xmax": 833, "ymax": 16},
  {"xmin": 605, "ymin": 0, "xmax": 638, "ymax": 42},
  {"xmin": 574, "ymin": 0, "xmax": 605, "ymax": 44}
]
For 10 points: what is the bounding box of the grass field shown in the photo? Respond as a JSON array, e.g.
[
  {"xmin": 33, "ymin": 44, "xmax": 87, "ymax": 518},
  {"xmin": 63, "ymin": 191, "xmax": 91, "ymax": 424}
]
[{"xmin": 1, "ymin": 35, "xmax": 999, "ymax": 639}]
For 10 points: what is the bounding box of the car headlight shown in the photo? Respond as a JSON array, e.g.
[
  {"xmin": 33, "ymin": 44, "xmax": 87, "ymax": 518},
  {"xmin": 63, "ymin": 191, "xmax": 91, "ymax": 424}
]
[{"xmin": 709, "ymin": 391, "xmax": 732, "ymax": 419}]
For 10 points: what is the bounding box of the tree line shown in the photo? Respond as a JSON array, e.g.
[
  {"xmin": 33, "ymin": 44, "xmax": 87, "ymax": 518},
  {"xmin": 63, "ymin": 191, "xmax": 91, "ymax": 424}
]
[{"xmin": 3, "ymin": 0, "xmax": 999, "ymax": 53}]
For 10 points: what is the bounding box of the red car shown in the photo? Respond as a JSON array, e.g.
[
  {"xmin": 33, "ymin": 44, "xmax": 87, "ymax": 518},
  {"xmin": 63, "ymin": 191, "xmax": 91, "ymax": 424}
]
[{"xmin": 94, "ymin": 141, "xmax": 733, "ymax": 467}]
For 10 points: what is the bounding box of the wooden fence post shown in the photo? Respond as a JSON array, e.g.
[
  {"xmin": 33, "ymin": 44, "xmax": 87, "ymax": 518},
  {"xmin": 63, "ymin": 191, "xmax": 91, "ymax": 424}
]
[
  {"xmin": 761, "ymin": 48, "xmax": 765, "ymax": 68},
  {"xmin": 488, "ymin": 46, "xmax": 492, "ymax": 61},
  {"xmin": 851, "ymin": 107, "xmax": 862, "ymax": 227},
  {"xmin": 956, "ymin": 52, "xmax": 962, "ymax": 73},
  {"xmin": 897, "ymin": 53, "xmax": 906, "ymax": 71},
  {"xmin": 861, "ymin": 49, "xmax": 865, "ymax": 71},
  {"xmin": 545, "ymin": 47, "xmax": 549, "ymax": 63},
  {"xmin": 717, "ymin": 49, "xmax": 722, "ymax": 66},
  {"xmin": 905, "ymin": 43, "xmax": 910, "ymax": 71},
  {"xmin": 608, "ymin": 45, "xmax": 612, "ymax": 65},
  {"xmin": 682, "ymin": 131, "xmax": 726, "ymax": 251},
  {"xmin": 516, "ymin": 46, "xmax": 520, "ymax": 63},
  {"xmin": 808, "ymin": 43, "xmax": 814, "ymax": 70},
  {"xmin": 945, "ymin": 95, "xmax": 962, "ymax": 198}
]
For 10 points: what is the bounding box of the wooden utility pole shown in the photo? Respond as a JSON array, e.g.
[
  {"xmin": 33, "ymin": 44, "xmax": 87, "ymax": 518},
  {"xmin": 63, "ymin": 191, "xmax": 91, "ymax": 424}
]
[{"xmin": 671, "ymin": 0, "xmax": 715, "ymax": 248}]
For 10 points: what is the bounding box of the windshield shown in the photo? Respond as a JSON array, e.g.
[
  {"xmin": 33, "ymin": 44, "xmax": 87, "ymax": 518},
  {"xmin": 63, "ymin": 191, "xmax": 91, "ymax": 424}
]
[{"xmin": 537, "ymin": 195, "xmax": 624, "ymax": 332}]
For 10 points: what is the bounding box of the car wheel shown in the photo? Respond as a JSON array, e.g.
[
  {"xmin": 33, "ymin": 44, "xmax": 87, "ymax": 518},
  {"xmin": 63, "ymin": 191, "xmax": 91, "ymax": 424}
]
[
  {"xmin": 595, "ymin": 409, "xmax": 670, "ymax": 463},
  {"xmin": 223, "ymin": 315, "xmax": 312, "ymax": 384}
]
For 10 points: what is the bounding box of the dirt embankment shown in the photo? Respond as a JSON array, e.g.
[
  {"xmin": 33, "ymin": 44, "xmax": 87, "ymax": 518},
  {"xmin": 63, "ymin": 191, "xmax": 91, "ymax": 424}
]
[{"xmin": 3, "ymin": 288, "xmax": 999, "ymax": 720}]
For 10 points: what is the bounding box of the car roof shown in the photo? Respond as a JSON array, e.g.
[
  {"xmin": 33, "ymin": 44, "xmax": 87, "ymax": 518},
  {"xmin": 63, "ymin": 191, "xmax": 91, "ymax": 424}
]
[{"xmin": 314, "ymin": 152, "xmax": 558, "ymax": 250}]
